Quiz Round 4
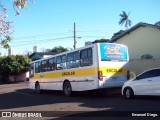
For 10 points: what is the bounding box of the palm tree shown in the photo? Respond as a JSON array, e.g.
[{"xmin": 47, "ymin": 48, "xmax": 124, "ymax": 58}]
[{"xmin": 119, "ymin": 11, "xmax": 132, "ymax": 29}]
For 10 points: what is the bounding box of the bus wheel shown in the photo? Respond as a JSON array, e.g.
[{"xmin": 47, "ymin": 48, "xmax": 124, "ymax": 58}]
[
  {"xmin": 35, "ymin": 82, "xmax": 41, "ymax": 94},
  {"xmin": 63, "ymin": 81, "xmax": 72, "ymax": 97}
]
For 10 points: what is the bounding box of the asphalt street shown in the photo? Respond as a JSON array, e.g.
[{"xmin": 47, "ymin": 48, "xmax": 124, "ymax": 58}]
[{"xmin": 0, "ymin": 82, "xmax": 160, "ymax": 120}]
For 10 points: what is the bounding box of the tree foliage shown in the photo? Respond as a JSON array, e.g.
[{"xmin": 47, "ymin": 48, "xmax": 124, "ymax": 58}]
[
  {"xmin": 0, "ymin": 0, "xmax": 33, "ymax": 48},
  {"xmin": 13, "ymin": 0, "xmax": 34, "ymax": 15},
  {"xmin": 0, "ymin": 55, "xmax": 31, "ymax": 82},
  {"xmin": 93, "ymin": 39, "xmax": 110, "ymax": 43},
  {"xmin": 0, "ymin": 3, "xmax": 14, "ymax": 48},
  {"xmin": 50, "ymin": 46, "xmax": 68, "ymax": 53},
  {"xmin": 111, "ymin": 30, "xmax": 125, "ymax": 39},
  {"xmin": 119, "ymin": 11, "xmax": 132, "ymax": 29}
]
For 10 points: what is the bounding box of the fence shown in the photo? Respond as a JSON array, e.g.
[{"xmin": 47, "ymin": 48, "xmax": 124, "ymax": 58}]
[{"xmin": 129, "ymin": 58, "xmax": 160, "ymax": 75}]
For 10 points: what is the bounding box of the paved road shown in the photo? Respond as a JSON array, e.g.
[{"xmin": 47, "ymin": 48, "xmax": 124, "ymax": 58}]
[{"xmin": 0, "ymin": 82, "xmax": 160, "ymax": 120}]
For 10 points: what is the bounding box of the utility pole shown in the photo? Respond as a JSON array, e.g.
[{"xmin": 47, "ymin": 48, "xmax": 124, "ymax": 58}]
[{"xmin": 73, "ymin": 22, "xmax": 76, "ymax": 49}]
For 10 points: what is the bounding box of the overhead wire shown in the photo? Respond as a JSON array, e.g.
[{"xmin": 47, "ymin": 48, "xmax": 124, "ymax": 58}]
[
  {"xmin": 10, "ymin": 35, "xmax": 107, "ymax": 48},
  {"xmin": 11, "ymin": 36, "xmax": 73, "ymax": 47},
  {"xmin": 8, "ymin": 28, "xmax": 109, "ymax": 48},
  {"xmin": 12, "ymin": 31, "xmax": 72, "ymax": 40}
]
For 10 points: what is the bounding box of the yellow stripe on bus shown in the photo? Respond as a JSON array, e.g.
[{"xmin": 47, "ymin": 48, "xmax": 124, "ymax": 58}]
[
  {"xmin": 31, "ymin": 67, "xmax": 127, "ymax": 80},
  {"xmin": 32, "ymin": 68, "xmax": 98, "ymax": 80},
  {"xmin": 99, "ymin": 67, "xmax": 127, "ymax": 75}
]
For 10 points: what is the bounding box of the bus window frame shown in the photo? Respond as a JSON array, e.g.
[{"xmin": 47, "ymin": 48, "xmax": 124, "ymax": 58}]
[
  {"xmin": 67, "ymin": 51, "xmax": 80, "ymax": 69},
  {"xmin": 56, "ymin": 55, "xmax": 66, "ymax": 70},
  {"xmin": 29, "ymin": 63, "xmax": 34, "ymax": 78},
  {"xmin": 35, "ymin": 62, "xmax": 41, "ymax": 73},
  {"xmin": 41, "ymin": 60, "xmax": 47, "ymax": 72},
  {"xmin": 48, "ymin": 58, "xmax": 56, "ymax": 71},
  {"xmin": 80, "ymin": 48, "xmax": 93, "ymax": 67}
]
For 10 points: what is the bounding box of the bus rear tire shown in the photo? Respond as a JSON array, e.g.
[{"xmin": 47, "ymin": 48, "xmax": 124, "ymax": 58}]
[
  {"xmin": 63, "ymin": 81, "xmax": 72, "ymax": 97},
  {"xmin": 35, "ymin": 82, "xmax": 41, "ymax": 94}
]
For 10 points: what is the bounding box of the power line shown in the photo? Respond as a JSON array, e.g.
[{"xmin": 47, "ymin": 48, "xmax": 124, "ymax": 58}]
[
  {"xmin": 10, "ymin": 36, "xmax": 73, "ymax": 47},
  {"xmin": 10, "ymin": 34, "xmax": 107, "ymax": 46},
  {"xmin": 8, "ymin": 28, "xmax": 109, "ymax": 48},
  {"xmin": 12, "ymin": 29, "xmax": 110, "ymax": 41},
  {"xmin": 12, "ymin": 31, "xmax": 72, "ymax": 40},
  {"xmin": 12, "ymin": 35, "xmax": 87, "ymax": 43},
  {"xmin": 10, "ymin": 35, "xmax": 107, "ymax": 48}
]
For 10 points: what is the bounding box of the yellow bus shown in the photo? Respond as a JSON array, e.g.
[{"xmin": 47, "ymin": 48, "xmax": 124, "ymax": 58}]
[{"xmin": 29, "ymin": 42, "xmax": 129, "ymax": 96}]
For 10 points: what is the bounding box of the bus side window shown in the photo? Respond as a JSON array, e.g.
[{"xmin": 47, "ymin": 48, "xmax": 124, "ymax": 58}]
[
  {"xmin": 35, "ymin": 63, "xmax": 38, "ymax": 73},
  {"xmin": 62, "ymin": 55, "xmax": 66, "ymax": 69},
  {"xmin": 74, "ymin": 51, "xmax": 80, "ymax": 67},
  {"xmin": 48, "ymin": 58, "xmax": 56, "ymax": 71},
  {"xmin": 41, "ymin": 60, "xmax": 47, "ymax": 72},
  {"xmin": 88, "ymin": 48, "xmax": 93, "ymax": 66},
  {"xmin": 29, "ymin": 63, "xmax": 34, "ymax": 78},
  {"xmin": 57, "ymin": 55, "xmax": 66, "ymax": 70},
  {"xmin": 35, "ymin": 62, "xmax": 41, "ymax": 73},
  {"xmin": 80, "ymin": 49, "xmax": 87, "ymax": 67},
  {"xmin": 67, "ymin": 53, "xmax": 74, "ymax": 69},
  {"xmin": 56, "ymin": 56, "xmax": 61, "ymax": 70},
  {"xmin": 80, "ymin": 48, "xmax": 93, "ymax": 67},
  {"xmin": 67, "ymin": 51, "xmax": 80, "ymax": 69}
]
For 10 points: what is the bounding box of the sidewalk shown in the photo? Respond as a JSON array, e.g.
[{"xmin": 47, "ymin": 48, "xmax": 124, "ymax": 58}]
[{"xmin": 0, "ymin": 82, "xmax": 29, "ymax": 94}]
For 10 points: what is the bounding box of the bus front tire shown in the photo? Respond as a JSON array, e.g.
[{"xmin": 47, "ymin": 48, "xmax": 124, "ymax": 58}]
[
  {"xmin": 63, "ymin": 81, "xmax": 72, "ymax": 97},
  {"xmin": 35, "ymin": 82, "xmax": 41, "ymax": 94}
]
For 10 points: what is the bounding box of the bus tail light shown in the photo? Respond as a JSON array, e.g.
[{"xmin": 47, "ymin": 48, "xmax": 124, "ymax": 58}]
[{"xmin": 98, "ymin": 71, "xmax": 103, "ymax": 81}]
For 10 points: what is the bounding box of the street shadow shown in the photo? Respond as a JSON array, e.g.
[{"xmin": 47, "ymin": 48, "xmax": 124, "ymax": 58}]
[
  {"xmin": 0, "ymin": 88, "xmax": 120, "ymax": 110},
  {"xmin": 1, "ymin": 87, "xmax": 160, "ymax": 114}
]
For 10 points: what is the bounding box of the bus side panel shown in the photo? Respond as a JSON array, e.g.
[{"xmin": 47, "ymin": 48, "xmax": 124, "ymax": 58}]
[
  {"xmin": 70, "ymin": 44, "xmax": 99, "ymax": 91},
  {"xmin": 29, "ymin": 80, "xmax": 47, "ymax": 90},
  {"xmin": 70, "ymin": 75, "xmax": 98, "ymax": 91},
  {"xmin": 32, "ymin": 75, "xmax": 99, "ymax": 91},
  {"xmin": 30, "ymin": 67, "xmax": 99, "ymax": 91}
]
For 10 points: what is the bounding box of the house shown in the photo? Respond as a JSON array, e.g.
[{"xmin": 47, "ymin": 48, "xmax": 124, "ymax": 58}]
[
  {"xmin": 111, "ymin": 22, "xmax": 160, "ymax": 75},
  {"xmin": 111, "ymin": 22, "xmax": 160, "ymax": 59},
  {"xmin": 29, "ymin": 52, "xmax": 57, "ymax": 61}
]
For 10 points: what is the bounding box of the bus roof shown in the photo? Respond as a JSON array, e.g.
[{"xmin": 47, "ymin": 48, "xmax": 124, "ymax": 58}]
[{"xmin": 30, "ymin": 42, "xmax": 127, "ymax": 63}]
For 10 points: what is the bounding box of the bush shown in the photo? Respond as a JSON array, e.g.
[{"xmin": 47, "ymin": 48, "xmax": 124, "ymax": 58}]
[{"xmin": 0, "ymin": 55, "xmax": 31, "ymax": 83}]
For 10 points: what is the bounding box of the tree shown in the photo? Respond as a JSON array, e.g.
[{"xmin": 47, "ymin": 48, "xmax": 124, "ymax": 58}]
[
  {"xmin": 13, "ymin": 0, "xmax": 34, "ymax": 16},
  {"xmin": 51, "ymin": 46, "xmax": 68, "ymax": 53},
  {"xmin": 119, "ymin": 11, "xmax": 132, "ymax": 29},
  {"xmin": 0, "ymin": 55, "xmax": 31, "ymax": 82},
  {"xmin": 0, "ymin": 0, "xmax": 33, "ymax": 48},
  {"xmin": 111, "ymin": 30, "xmax": 125, "ymax": 39},
  {"xmin": 0, "ymin": 4, "xmax": 14, "ymax": 48},
  {"xmin": 93, "ymin": 39, "xmax": 110, "ymax": 43},
  {"xmin": 141, "ymin": 54, "xmax": 153, "ymax": 59}
]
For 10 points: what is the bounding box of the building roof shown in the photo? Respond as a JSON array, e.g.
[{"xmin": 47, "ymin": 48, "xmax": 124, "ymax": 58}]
[
  {"xmin": 111, "ymin": 22, "xmax": 160, "ymax": 42},
  {"xmin": 28, "ymin": 52, "xmax": 58, "ymax": 61}
]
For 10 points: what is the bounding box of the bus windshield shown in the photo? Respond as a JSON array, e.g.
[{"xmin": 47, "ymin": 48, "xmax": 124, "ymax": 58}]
[{"xmin": 100, "ymin": 43, "xmax": 128, "ymax": 61}]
